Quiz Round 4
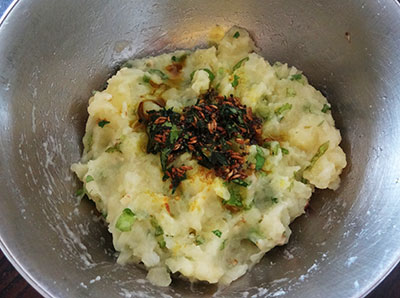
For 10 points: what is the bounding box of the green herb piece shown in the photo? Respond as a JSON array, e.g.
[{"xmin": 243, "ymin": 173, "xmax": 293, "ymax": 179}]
[
  {"xmin": 158, "ymin": 238, "xmax": 166, "ymax": 248},
  {"xmin": 301, "ymin": 177, "xmax": 309, "ymax": 184},
  {"xmin": 318, "ymin": 120, "xmax": 325, "ymax": 127},
  {"xmin": 218, "ymin": 67, "xmax": 225, "ymax": 75},
  {"xmin": 202, "ymin": 68, "xmax": 215, "ymax": 82},
  {"xmin": 233, "ymin": 31, "xmax": 240, "ymax": 38},
  {"xmin": 190, "ymin": 70, "xmax": 196, "ymax": 81},
  {"xmin": 212, "ymin": 230, "xmax": 222, "ymax": 238},
  {"xmin": 98, "ymin": 120, "xmax": 110, "ymax": 128},
  {"xmin": 105, "ymin": 142, "xmax": 122, "ymax": 153},
  {"xmin": 321, "ymin": 104, "xmax": 331, "ymax": 113},
  {"xmin": 149, "ymin": 69, "xmax": 169, "ymax": 80},
  {"xmin": 85, "ymin": 175, "xmax": 94, "ymax": 183},
  {"xmin": 232, "ymin": 179, "xmax": 249, "ymax": 187},
  {"xmin": 308, "ymin": 141, "xmax": 330, "ymax": 169},
  {"xmin": 255, "ymin": 145, "xmax": 265, "ymax": 171},
  {"xmin": 220, "ymin": 239, "xmax": 227, "ymax": 250},
  {"xmin": 143, "ymin": 75, "xmax": 151, "ymax": 83},
  {"xmin": 281, "ymin": 148, "xmax": 289, "ymax": 155},
  {"xmin": 171, "ymin": 54, "xmax": 187, "ymax": 63},
  {"xmin": 195, "ymin": 236, "xmax": 205, "ymax": 245},
  {"xmin": 116, "ymin": 208, "xmax": 136, "ymax": 232},
  {"xmin": 169, "ymin": 125, "xmax": 181, "ymax": 144},
  {"xmin": 122, "ymin": 61, "xmax": 133, "ymax": 69},
  {"xmin": 151, "ymin": 217, "xmax": 164, "ymax": 236},
  {"xmin": 286, "ymin": 88, "xmax": 296, "ymax": 97},
  {"xmin": 290, "ymin": 73, "xmax": 302, "ymax": 81},
  {"xmin": 275, "ymin": 103, "xmax": 293, "ymax": 116},
  {"xmin": 271, "ymin": 197, "xmax": 278, "ymax": 204},
  {"xmin": 231, "ymin": 74, "xmax": 240, "ymax": 87},
  {"xmin": 223, "ymin": 184, "xmax": 243, "ymax": 208},
  {"xmin": 232, "ymin": 57, "xmax": 249, "ymax": 72},
  {"xmin": 75, "ymin": 188, "xmax": 85, "ymax": 197},
  {"xmin": 215, "ymin": 83, "xmax": 221, "ymax": 90},
  {"xmin": 248, "ymin": 229, "xmax": 264, "ymax": 244}
]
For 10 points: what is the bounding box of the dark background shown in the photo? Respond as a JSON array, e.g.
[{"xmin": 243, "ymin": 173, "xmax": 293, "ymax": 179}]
[{"xmin": 1, "ymin": 0, "xmax": 399, "ymax": 297}]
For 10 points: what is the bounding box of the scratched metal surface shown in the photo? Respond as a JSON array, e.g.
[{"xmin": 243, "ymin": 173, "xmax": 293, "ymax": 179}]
[{"xmin": 0, "ymin": 0, "xmax": 400, "ymax": 297}]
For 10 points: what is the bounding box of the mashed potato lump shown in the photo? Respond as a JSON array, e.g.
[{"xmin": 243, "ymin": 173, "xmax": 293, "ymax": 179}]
[{"xmin": 72, "ymin": 27, "xmax": 346, "ymax": 286}]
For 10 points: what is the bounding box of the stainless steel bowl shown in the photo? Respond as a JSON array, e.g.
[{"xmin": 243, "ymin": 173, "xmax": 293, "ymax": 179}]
[{"xmin": 1, "ymin": 0, "xmax": 400, "ymax": 297}]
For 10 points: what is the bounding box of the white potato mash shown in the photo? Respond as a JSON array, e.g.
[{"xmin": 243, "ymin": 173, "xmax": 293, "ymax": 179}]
[{"xmin": 72, "ymin": 26, "xmax": 346, "ymax": 286}]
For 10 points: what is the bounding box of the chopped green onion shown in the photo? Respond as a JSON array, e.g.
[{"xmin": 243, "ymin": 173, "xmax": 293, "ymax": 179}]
[
  {"xmin": 98, "ymin": 120, "xmax": 110, "ymax": 128},
  {"xmin": 321, "ymin": 104, "xmax": 331, "ymax": 113},
  {"xmin": 116, "ymin": 208, "xmax": 136, "ymax": 232},
  {"xmin": 85, "ymin": 175, "xmax": 94, "ymax": 183},
  {"xmin": 212, "ymin": 230, "xmax": 222, "ymax": 238},
  {"xmin": 151, "ymin": 217, "xmax": 164, "ymax": 236},
  {"xmin": 232, "ymin": 57, "xmax": 249, "ymax": 72},
  {"xmin": 233, "ymin": 31, "xmax": 240, "ymax": 38}
]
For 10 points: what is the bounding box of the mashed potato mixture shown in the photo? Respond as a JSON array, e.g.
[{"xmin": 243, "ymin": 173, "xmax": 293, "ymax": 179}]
[{"xmin": 72, "ymin": 27, "xmax": 346, "ymax": 286}]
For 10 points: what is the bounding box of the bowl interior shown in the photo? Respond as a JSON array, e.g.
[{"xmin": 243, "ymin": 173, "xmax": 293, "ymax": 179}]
[{"xmin": 1, "ymin": 0, "xmax": 400, "ymax": 297}]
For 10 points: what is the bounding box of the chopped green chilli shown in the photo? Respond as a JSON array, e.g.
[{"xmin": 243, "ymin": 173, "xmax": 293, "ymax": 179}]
[
  {"xmin": 308, "ymin": 141, "xmax": 330, "ymax": 169},
  {"xmin": 231, "ymin": 74, "xmax": 240, "ymax": 87},
  {"xmin": 233, "ymin": 31, "xmax": 240, "ymax": 38},
  {"xmin": 321, "ymin": 104, "xmax": 331, "ymax": 113},
  {"xmin": 232, "ymin": 57, "xmax": 249, "ymax": 71},
  {"xmin": 116, "ymin": 208, "xmax": 136, "ymax": 232}
]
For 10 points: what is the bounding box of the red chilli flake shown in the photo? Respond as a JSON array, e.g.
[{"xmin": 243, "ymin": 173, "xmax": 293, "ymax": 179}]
[{"xmin": 143, "ymin": 89, "xmax": 263, "ymax": 192}]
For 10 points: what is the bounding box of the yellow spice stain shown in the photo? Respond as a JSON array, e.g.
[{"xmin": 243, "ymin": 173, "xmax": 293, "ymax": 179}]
[{"xmin": 208, "ymin": 25, "xmax": 225, "ymax": 44}]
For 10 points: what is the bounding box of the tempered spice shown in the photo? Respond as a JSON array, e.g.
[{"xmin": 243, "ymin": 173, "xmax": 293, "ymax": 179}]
[{"xmin": 141, "ymin": 90, "xmax": 263, "ymax": 192}]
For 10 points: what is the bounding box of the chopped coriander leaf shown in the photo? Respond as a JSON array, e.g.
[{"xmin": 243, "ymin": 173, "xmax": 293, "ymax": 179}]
[
  {"xmin": 308, "ymin": 141, "xmax": 330, "ymax": 169},
  {"xmin": 172, "ymin": 54, "xmax": 187, "ymax": 63},
  {"xmin": 271, "ymin": 197, "xmax": 278, "ymax": 204},
  {"xmin": 116, "ymin": 208, "xmax": 136, "ymax": 232},
  {"xmin": 231, "ymin": 74, "xmax": 240, "ymax": 87},
  {"xmin": 255, "ymin": 145, "xmax": 265, "ymax": 170},
  {"xmin": 85, "ymin": 175, "xmax": 94, "ymax": 183},
  {"xmin": 233, "ymin": 31, "xmax": 240, "ymax": 38},
  {"xmin": 195, "ymin": 236, "xmax": 205, "ymax": 245},
  {"xmin": 143, "ymin": 75, "xmax": 151, "ymax": 83},
  {"xmin": 281, "ymin": 147, "xmax": 289, "ymax": 155},
  {"xmin": 232, "ymin": 57, "xmax": 249, "ymax": 72},
  {"xmin": 169, "ymin": 125, "xmax": 181, "ymax": 144},
  {"xmin": 290, "ymin": 73, "xmax": 302, "ymax": 81},
  {"xmin": 232, "ymin": 178, "xmax": 249, "ymax": 187},
  {"xmin": 75, "ymin": 188, "xmax": 85, "ymax": 196},
  {"xmin": 223, "ymin": 184, "xmax": 243, "ymax": 208},
  {"xmin": 212, "ymin": 230, "xmax": 222, "ymax": 238},
  {"xmin": 149, "ymin": 69, "xmax": 169, "ymax": 80},
  {"xmin": 275, "ymin": 103, "xmax": 293, "ymax": 115},
  {"xmin": 98, "ymin": 120, "xmax": 110, "ymax": 128},
  {"xmin": 321, "ymin": 104, "xmax": 331, "ymax": 113}
]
